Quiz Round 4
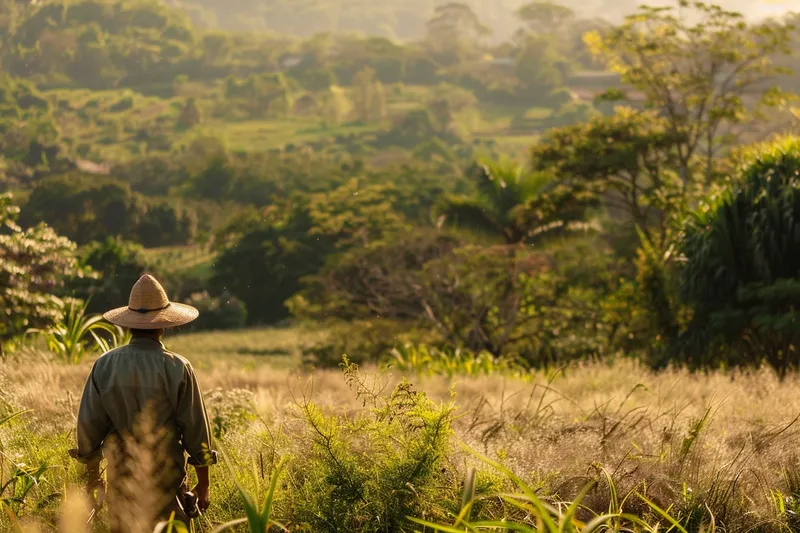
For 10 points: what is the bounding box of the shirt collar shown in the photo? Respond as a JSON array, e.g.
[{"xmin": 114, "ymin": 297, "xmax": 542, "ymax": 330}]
[{"xmin": 129, "ymin": 337, "xmax": 166, "ymax": 349}]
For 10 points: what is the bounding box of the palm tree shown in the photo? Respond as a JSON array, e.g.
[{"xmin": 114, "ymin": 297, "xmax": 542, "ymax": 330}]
[{"xmin": 438, "ymin": 159, "xmax": 596, "ymax": 244}]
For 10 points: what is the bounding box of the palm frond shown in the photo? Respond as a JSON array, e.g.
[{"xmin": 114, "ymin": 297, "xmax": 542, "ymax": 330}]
[{"xmin": 438, "ymin": 196, "xmax": 506, "ymax": 238}]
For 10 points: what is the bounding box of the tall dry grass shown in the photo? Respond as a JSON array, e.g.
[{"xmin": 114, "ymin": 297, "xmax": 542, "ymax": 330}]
[{"xmin": 3, "ymin": 328, "xmax": 800, "ymax": 531}]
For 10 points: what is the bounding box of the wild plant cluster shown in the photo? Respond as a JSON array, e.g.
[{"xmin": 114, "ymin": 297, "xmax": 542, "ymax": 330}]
[{"xmin": 4, "ymin": 345, "xmax": 800, "ymax": 533}]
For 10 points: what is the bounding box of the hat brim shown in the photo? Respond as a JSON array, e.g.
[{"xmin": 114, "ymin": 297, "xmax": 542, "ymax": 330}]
[{"xmin": 103, "ymin": 303, "xmax": 199, "ymax": 330}]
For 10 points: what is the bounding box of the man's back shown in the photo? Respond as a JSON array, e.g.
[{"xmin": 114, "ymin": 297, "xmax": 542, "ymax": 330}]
[{"xmin": 76, "ymin": 336, "xmax": 216, "ymax": 489}]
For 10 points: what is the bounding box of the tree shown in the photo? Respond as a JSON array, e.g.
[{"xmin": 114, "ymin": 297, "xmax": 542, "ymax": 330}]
[
  {"xmin": 0, "ymin": 2, "xmax": 22, "ymax": 72},
  {"xmin": 0, "ymin": 193, "xmax": 88, "ymax": 343},
  {"xmin": 290, "ymin": 229, "xmax": 466, "ymax": 323},
  {"xmin": 212, "ymin": 197, "xmax": 324, "ymax": 324},
  {"xmin": 383, "ymin": 109, "xmax": 440, "ymax": 148},
  {"xmin": 585, "ymin": 1, "xmax": 795, "ymax": 187},
  {"xmin": 530, "ymin": 108, "xmax": 687, "ymax": 244},
  {"xmin": 426, "ymin": 84, "xmax": 478, "ymax": 132},
  {"xmin": 352, "ymin": 67, "xmax": 386, "ymax": 123},
  {"xmin": 370, "ymin": 80, "xmax": 388, "ymax": 122},
  {"xmin": 514, "ymin": 34, "xmax": 568, "ymax": 94},
  {"xmin": 75, "ymin": 237, "xmax": 147, "ymax": 315},
  {"xmin": 516, "ymin": 1, "xmax": 575, "ymax": 36},
  {"xmin": 677, "ymin": 136, "xmax": 800, "ymax": 374},
  {"xmin": 438, "ymin": 159, "xmax": 596, "ymax": 245},
  {"xmin": 306, "ymin": 179, "xmax": 410, "ymax": 248},
  {"xmin": 177, "ymin": 97, "xmax": 201, "ymax": 128},
  {"xmin": 213, "ymin": 179, "xmax": 411, "ymax": 324},
  {"xmin": 22, "ymin": 174, "xmax": 196, "ymax": 246},
  {"xmin": 425, "ymin": 2, "xmax": 491, "ymax": 65}
]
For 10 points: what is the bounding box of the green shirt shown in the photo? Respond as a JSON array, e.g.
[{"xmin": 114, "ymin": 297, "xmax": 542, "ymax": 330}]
[{"xmin": 76, "ymin": 337, "xmax": 217, "ymax": 476}]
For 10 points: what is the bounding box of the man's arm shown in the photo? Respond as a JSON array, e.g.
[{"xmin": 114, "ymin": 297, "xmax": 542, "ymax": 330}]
[
  {"xmin": 175, "ymin": 363, "xmax": 217, "ymax": 512},
  {"xmin": 75, "ymin": 365, "xmax": 112, "ymax": 498}
]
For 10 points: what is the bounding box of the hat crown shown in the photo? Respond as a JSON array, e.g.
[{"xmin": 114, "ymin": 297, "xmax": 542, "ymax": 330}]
[{"xmin": 128, "ymin": 275, "xmax": 170, "ymax": 311}]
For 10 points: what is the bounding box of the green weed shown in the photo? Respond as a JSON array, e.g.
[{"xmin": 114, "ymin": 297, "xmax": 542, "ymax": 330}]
[
  {"xmin": 214, "ymin": 456, "xmax": 288, "ymax": 532},
  {"xmin": 0, "ymin": 411, "xmax": 55, "ymax": 524}
]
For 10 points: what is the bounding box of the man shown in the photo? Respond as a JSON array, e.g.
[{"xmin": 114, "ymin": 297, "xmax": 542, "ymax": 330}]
[{"xmin": 74, "ymin": 274, "xmax": 217, "ymax": 531}]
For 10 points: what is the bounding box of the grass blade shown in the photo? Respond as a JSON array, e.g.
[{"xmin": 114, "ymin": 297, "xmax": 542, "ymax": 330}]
[
  {"xmin": 636, "ymin": 494, "xmax": 688, "ymax": 533},
  {"xmin": 213, "ymin": 518, "xmax": 249, "ymax": 533},
  {"xmin": 261, "ymin": 457, "xmax": 288, "ymax": 523}
]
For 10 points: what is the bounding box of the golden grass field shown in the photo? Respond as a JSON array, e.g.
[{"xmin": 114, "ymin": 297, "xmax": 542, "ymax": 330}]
[{"xmin": 3, "ymin": 326, "xmax": 800, "ymax": 532}]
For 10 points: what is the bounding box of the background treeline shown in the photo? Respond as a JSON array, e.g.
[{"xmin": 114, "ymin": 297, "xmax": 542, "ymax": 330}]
[
  {"xmin": 163, "ymin": 0, "xmax": 787, "ymax": 38},
  {"xmin": 2, "ymin": 0, "xmax": 800, "ymax": 374}
]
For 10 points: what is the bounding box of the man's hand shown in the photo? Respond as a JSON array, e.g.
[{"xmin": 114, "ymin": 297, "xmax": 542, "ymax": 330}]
[
  {"xmin": 193, "ymin": 465, "xmax": 211, "ymax": 513},
  {"xmin": 192, "ymin": 482, "xmax": 210, "ymax": 513},
  {"xmin": 88, "ymin": 476, "xmax": 107, "ymax": 505},
  {"xmin": 85, "ymin": 457, "xmax": 106, "ymax": 506}
]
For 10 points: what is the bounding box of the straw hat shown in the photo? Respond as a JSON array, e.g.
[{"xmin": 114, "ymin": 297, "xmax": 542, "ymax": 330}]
[{"xmin": 103, "ymin": 275, "xmax": 199, "ymax": 330}]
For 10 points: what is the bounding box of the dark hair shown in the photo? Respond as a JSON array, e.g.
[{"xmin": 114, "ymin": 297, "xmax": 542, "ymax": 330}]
[{"xmin": 129, "ymin": 328, "xmax": 164, "ymax": 337}]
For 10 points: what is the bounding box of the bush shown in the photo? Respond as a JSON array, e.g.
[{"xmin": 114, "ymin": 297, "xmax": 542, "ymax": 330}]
[
  {"xmin": 677, "ymin": 136, "xmax": 800, "ymax": 373},
  {"xmin": 298, "ymin": 320, "xmax": 438, "ymax": 368},
  {"xmin": 109, "ymin": 94, "xmax": 135, "ymax": 112},
  {"xmin": 0, "ymin": 194, "xmax": 89, "ymax": 343},
  {"xmin": 548, "ymin": 87, "xmax": 574, "ymax": 108},
  {"xmin": 288, "ymin": 358, "xmax": 462, "ymax": 531},
  {"xmin": 182, "ymin": 291, "xmax": 247, "ymax": 331},
  {"xmin": 21, "ymin": 174, "xmax": 197, "ymax": 246},
  {"xmin": 544, "ymin": 100, "xmax": 599, "ymax": 127},
  {"xmin": 291, "ymin": 68, "xmax": 337, "ymax": 91}
]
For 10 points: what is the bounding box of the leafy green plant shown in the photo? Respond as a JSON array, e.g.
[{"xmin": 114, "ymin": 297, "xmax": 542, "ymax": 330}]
[
  {"xmin": 26, "ymin": 299, "xmax": 124, "ymax": 364},
  {"xmin": 411, "ymin": 447, "xmax": 715, "ymax": 533},
  {"xmin": 0, "ymin": 193, "xmax": 90, "ymax": 343},
  {"xmin": 285, "ymin": 357, "xmax": 458, "ymax": 532},
  {"xmin": 0, "ymin": 410, "xmax": 56, "ymax": 522},
  {"xmin": 678, "ymin": 136, "xmax": 800, "ymax": 373},
  {"xmin": 437, "ymin": 159, "xmax": 596, "ymax": 245},
  {"xmin": 386, "ymin": 343, "xmax": 529, "ymax": 379},
  {"xmin": 214, "ymin": 456, "xmax": 288, "ymax": 532}
]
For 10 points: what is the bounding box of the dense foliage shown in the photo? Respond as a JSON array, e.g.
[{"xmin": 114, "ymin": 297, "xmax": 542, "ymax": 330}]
[
  {"xmin": 0, "ymin": 194, "xmax": 88, "ymax": 343},
  {"xmin": 0, "ymin": 0, "xmax": 799, "ymax": 371},
  {"xmin": 678, "ymin": 137, "xmax": 800, "ymax": 372}
]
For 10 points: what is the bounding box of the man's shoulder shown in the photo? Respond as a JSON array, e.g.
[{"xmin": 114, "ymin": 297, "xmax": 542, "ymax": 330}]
[
  {"xmin": 93, "ymin": 345, "xmax": 127, "ymax": 365},
  {"xmin": 162, "ymin": 348, "xmax": 192, "ymax": 368},
  {"xmin": 93, "ymin": 343, "xmax": 192, "ymax": 369}
]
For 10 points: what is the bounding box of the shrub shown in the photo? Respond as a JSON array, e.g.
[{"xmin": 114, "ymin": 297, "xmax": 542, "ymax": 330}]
[
  {"xmin": 204, "ymin": 388, "xmax": 256, "ymax": 438},
  {"xmin": 109, "ymin": 94, "xmax": 135, "ymax": 112},
  {"xmin": 548, "ymin": 86, "xmax": 575, "ymax": 108},
  {"xmin": 288, "ymin": 357, "xmax": 460, "ymax": 532},
  {"xmin": 545, "ymin": 101, "xmax": 599, "ymax": 127},
  {"xmin": 0, "ymin": 194, "xmax": 89, "ymax": 345},
  {"xmin": 386, "ymin": 343, "xmax": 529, "ymax": 379},
  {"xmin": 25, "ymin": 298, "xmax": 124, "ymax": 364},
  {"xmin": 677, "ymin": 136, "xmax": 800, "ymax": 373}
]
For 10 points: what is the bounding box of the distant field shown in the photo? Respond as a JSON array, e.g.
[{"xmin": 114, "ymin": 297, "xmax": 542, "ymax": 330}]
[
  {"xmin": 215, "ymin": 118, "xmax": 382, "ymax": 151},
  {"xmin": 45, "ymin": 83, "xmax": 558, "ymax": 164},
  {"xmin": 169, "ymin": 325, "xmax": 325, "ymax": 371},
  {"xmin": 141, "ymin": 243, "xmax": 214, "ymax": 268}
]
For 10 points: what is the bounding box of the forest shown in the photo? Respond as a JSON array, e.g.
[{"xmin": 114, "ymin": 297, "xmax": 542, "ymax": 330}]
[
  {"xmin": 2, "ymin": 0, "xmax": 799, "ymax": 371},
  {"xmin": 3, "ymin": 0, "xmax": 800, "ymax": 530}
]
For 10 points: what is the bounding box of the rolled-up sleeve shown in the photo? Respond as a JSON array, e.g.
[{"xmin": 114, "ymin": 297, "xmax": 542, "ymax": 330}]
[
  {"xmin": 176, "ymin": 363, "xmax": 217, "ymax": 467},
  {"xmin": 76, "ymin": 366, "xmax": 112, "ymax": 463}
]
